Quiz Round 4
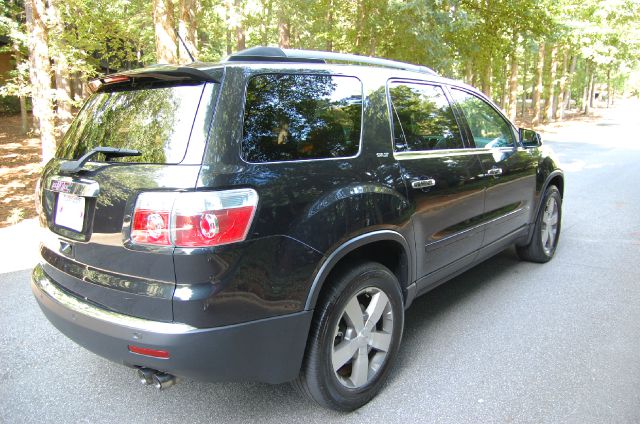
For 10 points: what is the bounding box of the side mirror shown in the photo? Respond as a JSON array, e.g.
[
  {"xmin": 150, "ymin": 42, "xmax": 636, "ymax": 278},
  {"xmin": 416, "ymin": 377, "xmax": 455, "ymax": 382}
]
[{"xmin": 519, "ymin": 128, "xmax": 542, "ymax": 148}]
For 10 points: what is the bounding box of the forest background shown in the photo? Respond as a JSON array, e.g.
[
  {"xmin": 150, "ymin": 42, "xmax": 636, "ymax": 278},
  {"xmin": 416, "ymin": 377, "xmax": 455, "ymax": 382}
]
[{"xmin": 1, "ymin": 0, "xmax": 639, "ymax": 160}]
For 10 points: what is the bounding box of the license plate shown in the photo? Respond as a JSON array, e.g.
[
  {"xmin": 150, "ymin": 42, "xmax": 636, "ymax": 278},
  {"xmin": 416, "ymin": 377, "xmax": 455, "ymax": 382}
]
[{"xmin": 55, "ymin": 193, "xmax": 86, "ymax": 232}]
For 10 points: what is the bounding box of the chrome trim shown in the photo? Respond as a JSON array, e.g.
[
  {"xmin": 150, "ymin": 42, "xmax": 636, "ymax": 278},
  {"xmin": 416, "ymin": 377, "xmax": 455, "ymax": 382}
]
[
  {"xmin": 394, "ymin": 148, "xmax": 480, "ymax": 160},
  {"xmin": 427, "ymin": 208, "xmax": 525, "ymax": 248},
  {"xmin": 392, "ymin": 146, "xmax": 515, "ymax": 160},
  {"xmin": 48, "ymin": 176, "xmax": 100, "ymax": 197},
  {"xmin": 32, "ymin": 268, "xmax": 196, "ymax": 334}
]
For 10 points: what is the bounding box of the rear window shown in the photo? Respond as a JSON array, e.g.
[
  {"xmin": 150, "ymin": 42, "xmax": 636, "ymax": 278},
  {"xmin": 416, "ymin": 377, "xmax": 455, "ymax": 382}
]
[
  {"xmin": 389, "ymin": 82, "xmax": 463, "ymax": 152},
  {"xmin": 241, "ymin": 74, "xmax": 362, "ymax": 163},
  {"xmin": 56, "ymin": 83, "xmax": 207, "ymax": 164}
]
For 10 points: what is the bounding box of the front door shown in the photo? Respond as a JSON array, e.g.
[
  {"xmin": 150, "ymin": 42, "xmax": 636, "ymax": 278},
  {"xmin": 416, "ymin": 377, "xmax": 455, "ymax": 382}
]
[
  {"xmin": 449, "ymin": 88, "xmax": 537, "ymax": 245},
  {"xmin": 389, "ymin": 81, "xmax": 486, "ymax": 280}
]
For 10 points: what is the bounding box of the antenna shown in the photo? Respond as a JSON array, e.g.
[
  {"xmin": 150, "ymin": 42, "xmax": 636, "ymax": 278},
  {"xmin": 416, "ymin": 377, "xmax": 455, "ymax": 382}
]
[{"xmin": 175, "ymin": 30, "xmax": 196, "ymax": 63}]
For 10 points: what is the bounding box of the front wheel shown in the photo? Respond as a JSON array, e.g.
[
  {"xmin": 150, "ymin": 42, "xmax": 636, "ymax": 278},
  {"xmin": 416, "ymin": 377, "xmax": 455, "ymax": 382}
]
[
  {"xmin": 293, "ymin": 262, "xmax": 404, "ymax": 411},
  {"xmin": 517, "ymin": 185, "xmax": 562, "ymax": 262}
]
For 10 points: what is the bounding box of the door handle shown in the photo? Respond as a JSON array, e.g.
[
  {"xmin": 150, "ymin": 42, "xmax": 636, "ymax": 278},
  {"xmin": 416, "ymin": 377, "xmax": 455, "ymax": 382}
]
[
  {"xmin": 487, "ymin": 167, "xmax": 503, "ymax": 176},
  {"xmin": 411, "ymin": 179, "xmax": 436, "ymax": 189}
]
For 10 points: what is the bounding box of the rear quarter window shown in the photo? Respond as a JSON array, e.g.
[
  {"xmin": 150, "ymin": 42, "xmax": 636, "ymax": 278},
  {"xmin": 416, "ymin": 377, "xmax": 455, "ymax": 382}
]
[{"xmin": 241, "ymin": 74, "xmax": 362, "ymax": 163}]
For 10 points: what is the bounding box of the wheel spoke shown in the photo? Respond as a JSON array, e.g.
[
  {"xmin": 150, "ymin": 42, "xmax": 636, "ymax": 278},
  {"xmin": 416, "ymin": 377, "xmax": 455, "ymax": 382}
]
[
  {"xmin": 364, "ymin": 292, "xmax": 389, "ymax": 331},
  {"xmin": 332, "ymin": 339, "xmax": 359, "ymax": 371},
  {"xmin": 369, "ymin": 331, "xmax": 392, "ymax": 352},
  {"xmin": 343, "ymin": 297, "xmax": 365, "ymax": 332},
  {"xmin": 350, "ymin": 350, "xmax": 369, "ymax": 387},
  {"xmin": 541, "ymin": 225, "xmax": 549, "ymax": 245},
  {"xmin": 549, "ymin": 214, "xmax": 558, "ymax": 226}
]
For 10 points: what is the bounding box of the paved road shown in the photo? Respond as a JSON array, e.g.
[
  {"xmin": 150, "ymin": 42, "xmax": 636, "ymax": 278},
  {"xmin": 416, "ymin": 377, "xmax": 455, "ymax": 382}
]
[{"xmin": 2, "ymin": 102, "xmax": 640, "ymax": 423}]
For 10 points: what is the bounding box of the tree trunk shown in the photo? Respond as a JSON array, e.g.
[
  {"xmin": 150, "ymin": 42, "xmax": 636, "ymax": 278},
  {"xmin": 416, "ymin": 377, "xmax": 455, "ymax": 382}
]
[
  {"xmin": 354, "ymin": 0, "xmax": 366, "ymax": 54},
  {"xmin": 12, "ymin": 45, "xmax": 29, "ymax": 134},
  {"xmin": 481, "ymin": 57, "xmax": 492, "ymax": 97},
  {"xmin": 233, "ymin": 0, "xmax": 245, "ymax": 52},
  {"xmin": 261, "ymin": 0, "xmax": 272, "ymax": 45},
  {"xmin": 589, "ymin": 70, "xmax": 596, "ymax": 109},
  {"xmin": 19, "ymin": 96, "xmax": 29, "ymax": 134},
  {"xmin": 26, "ymin": 0, "xmax": 55, "ymax": 162},
  {"xmin": 543, "ymin": 45, "xmax": 557, "ymax": 122},
  {"xmin": 178, "ymin": 0, "xmax": 198, "ymax": 62},
  {"xmin": 48, "ymin": 0, "xmax": 74, "ymax": 129},
  {"xmin": 606, "ymin": 67, "xmax": 611, "ymax": 108},
  {"xmin": 532, "ymin": 42, "xmax": 545, "ymax": 127},
  {"xmin": 520, "ymin": 50, "xmax": 528, "ymax": 120},
  {"xmin": 465, "ymin": 61, "xmax": 473, "ymax": 85},
  {"xmin": 278, "ymin": 7, "xmax": 290, "ymax": 48},
  {"xmin": 326, "ymin": 0, "xmax": 333, "ymax": 51},
  {"xmin": 153, "ymin": 0, "xmax": 178, "ymax": 63},
  {"xmin": 554, "ymin": 48, "xmax": 568, "ymax": 120},
  {"xmin": 562, "ymin": 54, "xmax": 577, "ymax": 112},
  {"xmin": 584, "ymin": 68, "xmax": 594, "ymax": 114},
  {"xmin": 225, "ymin": 0, "xmax": 232, "ymax": 55},
  {"xmin": 508, "ymin": 51, "xmax": 519, "ymax": 121}
]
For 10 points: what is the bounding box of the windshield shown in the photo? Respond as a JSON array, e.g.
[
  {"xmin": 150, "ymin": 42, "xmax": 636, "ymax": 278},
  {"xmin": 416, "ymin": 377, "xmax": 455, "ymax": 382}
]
[{"xmin": 56, "ymin": 83, "xmax": 206, "ymax": 164}]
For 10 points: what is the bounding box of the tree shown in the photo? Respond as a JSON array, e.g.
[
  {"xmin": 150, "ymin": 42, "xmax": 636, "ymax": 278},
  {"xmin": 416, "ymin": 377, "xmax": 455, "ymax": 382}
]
[
  {"xmin": 531, "ymin": 42, "xmax": 545, "ymax": 127},
  {"xmin": 153, "ymin": 0, "xmax": 178, "ymax": 63},
  {"xmin": 25, "ymin": 0, "xmax": 55, "ymax": 161},
  {"xmin": 178, "ymin": 0, "xmax": 198, "ymax": 62}
]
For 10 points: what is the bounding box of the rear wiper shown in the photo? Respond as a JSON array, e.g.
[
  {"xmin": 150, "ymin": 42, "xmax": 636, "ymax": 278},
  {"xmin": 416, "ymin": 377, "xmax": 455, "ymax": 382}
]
[{"xmin": 59, "ymin": 147, "xmax": 141, "ymax": 174}]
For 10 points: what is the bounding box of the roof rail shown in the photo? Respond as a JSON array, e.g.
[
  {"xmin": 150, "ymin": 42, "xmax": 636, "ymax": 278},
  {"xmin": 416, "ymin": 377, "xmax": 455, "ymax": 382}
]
[{"xmin": 224, "ymin": 46, "xmax": 437, "ymax": 75}]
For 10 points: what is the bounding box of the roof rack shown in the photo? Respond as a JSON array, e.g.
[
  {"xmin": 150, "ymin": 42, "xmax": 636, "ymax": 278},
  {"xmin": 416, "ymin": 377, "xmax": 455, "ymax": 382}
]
[{"xmin": 224, "ymin": 46, "xmax": 437, "ymax": 75}]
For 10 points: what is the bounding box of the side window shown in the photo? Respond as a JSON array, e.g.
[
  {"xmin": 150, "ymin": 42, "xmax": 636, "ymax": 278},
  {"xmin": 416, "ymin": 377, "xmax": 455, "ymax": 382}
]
[
  {"xmin": 242, "ymin": 74, "xmax": 362, "ymax": 163},
  {"xmin": 450, "ymin": 89, "xmax": 515, "ymax": 148},
  {"xmin": 388, "ymin": 82, "xmax": 463, "ymax": 152}
]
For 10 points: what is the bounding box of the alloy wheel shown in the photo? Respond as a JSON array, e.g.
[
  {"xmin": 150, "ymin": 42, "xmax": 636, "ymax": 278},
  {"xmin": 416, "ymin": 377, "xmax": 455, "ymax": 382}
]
[{"xmin": 331, "ymin": 287, "xmax": 394, "ymax": 389}]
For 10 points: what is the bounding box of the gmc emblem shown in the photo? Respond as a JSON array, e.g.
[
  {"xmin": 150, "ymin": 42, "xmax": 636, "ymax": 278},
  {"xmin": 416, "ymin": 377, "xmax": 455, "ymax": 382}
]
[{"xmin": 51, "ymin": 180, "xmax": 71, "ymax": 193}]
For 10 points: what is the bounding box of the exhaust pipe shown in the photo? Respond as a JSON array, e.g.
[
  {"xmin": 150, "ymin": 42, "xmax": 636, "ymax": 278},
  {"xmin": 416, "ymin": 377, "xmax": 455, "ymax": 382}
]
[
  {"xmin": 137, "ymin": 367, "xmax": 155, "ymax": 385},
  {"xmin": 152, "ymin": 372, "xmax": 176, "ymax": 390},
  {"xmin": 136, "ymin": 367, "xmax": 176, "ymax": 390}
]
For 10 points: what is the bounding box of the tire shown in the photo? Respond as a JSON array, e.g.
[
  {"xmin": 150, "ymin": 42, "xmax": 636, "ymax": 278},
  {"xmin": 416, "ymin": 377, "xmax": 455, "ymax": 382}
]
[
  {"xmin": 293, "ymin": 261, "xmax": 404, "ymax": 411},
  {"xmin": 516, "ymin": 185, "xmax": 562, "ymax": 263}
]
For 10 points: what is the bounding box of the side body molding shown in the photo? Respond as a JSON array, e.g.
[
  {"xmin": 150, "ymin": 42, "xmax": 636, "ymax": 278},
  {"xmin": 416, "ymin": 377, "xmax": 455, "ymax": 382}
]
[{"xmin": 304, "ymin": 229, "xmax": 414, "ymax": 311}]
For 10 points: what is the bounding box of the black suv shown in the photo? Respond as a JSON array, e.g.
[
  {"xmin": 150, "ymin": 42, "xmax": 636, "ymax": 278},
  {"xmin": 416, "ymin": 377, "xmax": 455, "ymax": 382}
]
[{"xmin": 32, "ymin": 47, "xmax": 563, "ymax": 411}]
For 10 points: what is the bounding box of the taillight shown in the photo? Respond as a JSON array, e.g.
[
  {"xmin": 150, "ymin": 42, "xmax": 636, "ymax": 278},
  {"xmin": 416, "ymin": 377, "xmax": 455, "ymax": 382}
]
[{"xmin": 130, "ymin": 189, "xmax": 258, "ymax": 248}]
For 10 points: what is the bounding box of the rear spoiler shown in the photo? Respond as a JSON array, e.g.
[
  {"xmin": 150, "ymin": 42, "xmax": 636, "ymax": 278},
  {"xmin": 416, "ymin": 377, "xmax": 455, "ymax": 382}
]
[{"xmin": 88, "ymin": 65, "xmax": 218, "ymax": 92}]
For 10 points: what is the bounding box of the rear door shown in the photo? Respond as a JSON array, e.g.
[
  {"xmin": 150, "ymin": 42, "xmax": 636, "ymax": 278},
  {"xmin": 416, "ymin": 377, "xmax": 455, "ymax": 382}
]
[
  {"xmin": 448, "ymin": 88, "xmax": 537, "ymax": 245},
  {"xmin": 38, "ymin": 77, "xmax": 218, "ymax": 322},
  {"xmin": 389, "ymin": 80, "xmax": 486, "ymax": 282}
]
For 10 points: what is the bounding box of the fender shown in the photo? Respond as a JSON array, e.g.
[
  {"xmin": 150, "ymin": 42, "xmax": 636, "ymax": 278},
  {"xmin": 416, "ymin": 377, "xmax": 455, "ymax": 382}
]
[
  {"xmin": 524, "ymin": 169, "xmax": 564, "ymax": 245},
  {"xmin": 304, "ymin": 229, "xmax": 414, "ymax": 311}
]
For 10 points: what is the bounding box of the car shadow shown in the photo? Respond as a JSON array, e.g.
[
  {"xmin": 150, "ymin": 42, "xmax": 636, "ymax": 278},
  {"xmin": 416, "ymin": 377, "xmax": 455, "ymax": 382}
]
[
  {"xmin": 90, "ymin": 247, "xmax": 529, "ymax": 418},
  {"xmin": 173, "ymin": 247, "xmax": 525, "ymax": 415},
  {"xmin": 386, "ymin": 246, "xmax": 524, "ymax": 384}
]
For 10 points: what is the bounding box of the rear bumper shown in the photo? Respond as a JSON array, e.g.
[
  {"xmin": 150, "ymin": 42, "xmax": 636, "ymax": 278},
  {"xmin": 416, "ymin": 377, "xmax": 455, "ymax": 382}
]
[{"xmin": 31, "ymin": 265, "xmax": 313, "ymax": 384}]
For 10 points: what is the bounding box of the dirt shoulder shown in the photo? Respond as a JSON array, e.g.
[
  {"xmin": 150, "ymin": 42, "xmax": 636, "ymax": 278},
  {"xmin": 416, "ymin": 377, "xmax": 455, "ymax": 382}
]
[{"xmin": 0, "ymin": 114, "xmax": 41, "ymax": 227}]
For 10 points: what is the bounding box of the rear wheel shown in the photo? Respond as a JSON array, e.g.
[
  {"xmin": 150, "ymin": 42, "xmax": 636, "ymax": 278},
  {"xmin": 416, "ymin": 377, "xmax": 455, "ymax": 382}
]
[
  {"xmin": 293, "ymin": 262, "xmax": 404, "ymax": 411},
  {"xmin": 517, "ymin": 185, "xmax": 562, "ymax": 262}
]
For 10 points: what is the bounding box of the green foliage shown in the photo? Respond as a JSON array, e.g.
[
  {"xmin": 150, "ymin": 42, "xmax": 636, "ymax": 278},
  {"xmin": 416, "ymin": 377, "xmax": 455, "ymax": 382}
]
[{"xmin": 1, "ymin": 0, "xmax": 639, "ymax": 126}]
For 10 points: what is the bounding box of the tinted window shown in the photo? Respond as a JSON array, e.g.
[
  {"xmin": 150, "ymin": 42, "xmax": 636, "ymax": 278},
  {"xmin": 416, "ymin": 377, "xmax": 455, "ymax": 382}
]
[
  {"xmin": 389, "ymin": 83, "xmax": 463, "ymax": 152},
  {"xmin": 242, "ymin": 74, "xmax": 362, "ymax": 163},
  {"xmin": 450, "ymin": 89, "xmax": 515, "ymax": 148},
  {"xmin": 56, "ymin": 83, "xmax": 206, "ymax": 164}
]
